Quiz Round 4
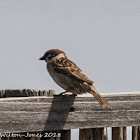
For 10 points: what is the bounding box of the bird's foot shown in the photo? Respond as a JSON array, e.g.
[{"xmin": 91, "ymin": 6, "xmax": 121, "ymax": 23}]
[{"xmin": 54, "ymin": 91, "xmax": 77, "ymax": 97}]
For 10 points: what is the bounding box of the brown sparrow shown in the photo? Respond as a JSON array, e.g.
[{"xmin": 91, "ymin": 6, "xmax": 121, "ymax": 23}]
[{"xmin": 39, "ymin": 49, "xmax": 111, "ymax": 108}]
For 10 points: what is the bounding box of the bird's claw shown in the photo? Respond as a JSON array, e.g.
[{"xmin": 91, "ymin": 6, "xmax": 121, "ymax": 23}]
[{"xmin": 54, "ymin": 92, "xmax": 77, "ymax": 97}]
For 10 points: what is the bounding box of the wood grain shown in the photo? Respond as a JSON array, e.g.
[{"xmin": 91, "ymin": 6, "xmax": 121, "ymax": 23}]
[
  {"xmin": 123, "ymin": 127, "xmax": 127, "ymax": 140},
  {"xmin": 0, "ymin": 91, "xmax": 140, "ymax": 134},
  {"xmin": 112, "ymin": 127, "xmax": 123, "ymax": 140},
  {"xmin": 79, "ymin": 128, "xmax": 93, "ymax": 140},
  {"xmin": 132, "ymin": 126, "xmax": 138, "ymax": 140},
  {"xmin": 138, "ymin": 126, "xmax": 140, "ymax": 140},
  {"xmin": 93, "ymin": 128, "xmax": 107, "ymax": 140},
  {"xmin": 60, "ymin": 130, "xmax": 71, "ymax": 140}
]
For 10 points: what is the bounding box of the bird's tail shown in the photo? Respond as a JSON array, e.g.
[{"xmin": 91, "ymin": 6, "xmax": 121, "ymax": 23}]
[{"xmin": 89, "ymin": 87, "xmax": 111, "ymax": 108}]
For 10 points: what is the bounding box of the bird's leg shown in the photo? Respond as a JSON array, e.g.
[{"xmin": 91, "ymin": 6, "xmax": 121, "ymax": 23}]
[
  {"xmin": 59, "ymin": 91, "xmax": 68, "ymax": 95},
  {"xmin": 60, "ymin": 91, "xmax": 73, "ymax": 96},
  {"xmin": 53, "ymin": 91, "xmax": 77, "ymax": 97}
]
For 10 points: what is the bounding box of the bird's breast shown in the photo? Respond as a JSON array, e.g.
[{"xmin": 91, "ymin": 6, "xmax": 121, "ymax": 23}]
[{"xmin": 47, "ymin": 63, "xmax": 71, "ymax": 90}]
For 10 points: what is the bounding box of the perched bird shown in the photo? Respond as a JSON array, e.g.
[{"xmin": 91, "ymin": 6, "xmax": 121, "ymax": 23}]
[{"xmin": 39, "ymin": 49, "xmax": 111, "ymax": 108}]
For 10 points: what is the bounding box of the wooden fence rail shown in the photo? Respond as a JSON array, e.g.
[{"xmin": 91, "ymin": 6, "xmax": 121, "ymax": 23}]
[{"xmin": 0, "ymin": 90, "xmax": 140, "ymax": 140}]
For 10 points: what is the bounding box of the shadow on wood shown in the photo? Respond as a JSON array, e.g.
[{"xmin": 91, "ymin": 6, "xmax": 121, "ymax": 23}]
[{"xmin": 43, "ymin": 95, "xmax": 75, "ymax": 131}]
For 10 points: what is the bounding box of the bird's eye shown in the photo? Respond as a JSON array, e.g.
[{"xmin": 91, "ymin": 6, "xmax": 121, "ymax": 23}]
[{"xmin": 47, "ymin": 54, "xmax": 54, "ymax": 60}]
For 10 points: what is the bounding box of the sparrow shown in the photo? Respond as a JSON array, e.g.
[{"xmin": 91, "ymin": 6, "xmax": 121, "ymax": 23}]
[{"xmin": 39, "ymin": 49, "xmax": 111, "ymax": 108}]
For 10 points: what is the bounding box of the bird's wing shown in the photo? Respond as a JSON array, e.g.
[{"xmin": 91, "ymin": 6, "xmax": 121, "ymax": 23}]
[{"xmin": 52, "ymin": 58, "xmax": 94, "ymax": 84}]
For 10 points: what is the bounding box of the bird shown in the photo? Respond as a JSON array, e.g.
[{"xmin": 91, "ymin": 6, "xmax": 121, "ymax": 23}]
[{"xmin": 39, "ymin": 49, "xmax": 111, "ymax": 108}]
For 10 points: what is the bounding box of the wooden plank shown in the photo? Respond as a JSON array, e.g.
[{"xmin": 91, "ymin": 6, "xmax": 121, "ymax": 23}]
[
  {"xmin": 0, "ymin": 93, "xmax": 140, "ymax": 133},
  {"xmin": 0, "ymin": 90, "xmax": 55, "ymax": 140},
  {"xmin": 93, "ymin": 128, "xmax": 108, "ymax": 140},
  {"xmin": 1, "ymin": 91, "xmax": 140, "ymax": 101},
  {"xmin": 132, "ymin": 126, "xmax": 138, "ymax": 140},
  {"xmin": 103, "ymin": 127, "xmax": 108, "ymax": 140},
  {"xmin": 0, "ymin": 89, "xmax": 55, "ymax": 98},
  {"xmin": 138, "ymin": 126, "xmax": 140, "ymax": 140},
  {"xmin": 79, "ymin": 128, "xmax": 93, "ymax": 140},
  {"xmin": 123, "ymin": 127, "xmax": 127, "ymax": 140},
  {"xmin": 60, "ymin": 130, "xmax": 71, "ymax": 140},
  {"xmin": 1, "ymin": 90, "xmax": 140, "ymax": 100},
  {"xmin": 112, "ymin": 127, "xmax": 123, "ymax": 140}
]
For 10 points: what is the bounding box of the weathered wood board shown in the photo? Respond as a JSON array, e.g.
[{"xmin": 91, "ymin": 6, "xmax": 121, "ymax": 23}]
[{"xmin": 0, "ymin": 92, "xmax": 140, "ymax": 133}]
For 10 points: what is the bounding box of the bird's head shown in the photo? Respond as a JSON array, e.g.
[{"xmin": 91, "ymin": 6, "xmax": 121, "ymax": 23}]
[{"xmin": 39, "ymin": 49, "xmax": 66, "ymax": 63}]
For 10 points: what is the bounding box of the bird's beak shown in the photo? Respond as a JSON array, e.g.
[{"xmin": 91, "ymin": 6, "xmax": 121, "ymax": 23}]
[{"xmin": 39, "ymin": 56, "xmax": 45, "ymax": 60}]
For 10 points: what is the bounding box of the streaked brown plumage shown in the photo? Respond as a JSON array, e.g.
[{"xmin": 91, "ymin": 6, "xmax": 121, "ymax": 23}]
[{"xmin": 39, "ymin": 49, "xmax": 111, "ymax": 108}]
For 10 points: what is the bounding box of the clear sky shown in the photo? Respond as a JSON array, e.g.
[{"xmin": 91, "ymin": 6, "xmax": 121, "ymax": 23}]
[{"xmin": 0, "ymin": 0, "xmax": 140, "ymax": 139}]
